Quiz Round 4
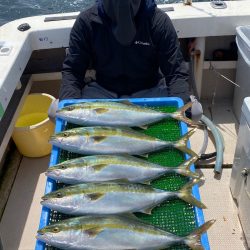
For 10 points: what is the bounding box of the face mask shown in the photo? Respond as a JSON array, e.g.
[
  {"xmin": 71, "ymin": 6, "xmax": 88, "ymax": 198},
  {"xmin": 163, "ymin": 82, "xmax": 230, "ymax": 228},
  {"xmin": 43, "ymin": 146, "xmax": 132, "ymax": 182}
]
[{"xmin": 103, "ymin": 0, "xmax": 141, "ymax": 46}]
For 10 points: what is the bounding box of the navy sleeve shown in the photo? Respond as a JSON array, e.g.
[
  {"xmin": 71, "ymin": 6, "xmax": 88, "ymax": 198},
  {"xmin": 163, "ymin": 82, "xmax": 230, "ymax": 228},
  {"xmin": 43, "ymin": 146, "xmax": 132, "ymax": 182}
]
[
  {"xmin": 152, "ymin": 9, "xmax": 190, "ymax": 103},
  {"xmin": 59, "ymin": 13, "xmax": 92, "ymax": 100}
]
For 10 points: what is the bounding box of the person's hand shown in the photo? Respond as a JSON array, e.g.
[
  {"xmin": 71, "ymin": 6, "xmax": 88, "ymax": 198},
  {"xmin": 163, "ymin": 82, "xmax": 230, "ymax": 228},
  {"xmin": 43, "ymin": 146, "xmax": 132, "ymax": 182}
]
[
  {"xmin": 48, "ymin": 99, "xmax": 59, "ymax": 121},
  {"xmin": 190, "ymin": 95, "xmax": 203, "ymax": 122}
]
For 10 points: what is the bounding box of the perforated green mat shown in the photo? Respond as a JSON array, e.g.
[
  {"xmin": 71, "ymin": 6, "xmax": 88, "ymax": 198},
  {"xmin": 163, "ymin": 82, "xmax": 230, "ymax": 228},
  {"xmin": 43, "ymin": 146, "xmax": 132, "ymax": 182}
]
[{"xmin": 45, "ymin": 106, "xmax": 196, "ymax": 250}]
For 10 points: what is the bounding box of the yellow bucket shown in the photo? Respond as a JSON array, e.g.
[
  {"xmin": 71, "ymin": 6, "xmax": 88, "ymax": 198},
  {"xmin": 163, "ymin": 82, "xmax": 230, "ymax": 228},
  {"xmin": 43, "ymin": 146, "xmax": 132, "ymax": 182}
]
[{"xmin": 12, "ymin": 93, "xmax": 55, "ymax": 157}]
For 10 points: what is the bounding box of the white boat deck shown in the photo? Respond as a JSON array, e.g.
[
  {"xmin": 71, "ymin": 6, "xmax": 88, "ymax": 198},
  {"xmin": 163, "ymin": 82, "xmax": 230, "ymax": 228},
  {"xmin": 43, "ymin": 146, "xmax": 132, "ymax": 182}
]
[
  {"xmin": 0, "ymin": 156, "xmax": 49, "ymax": 250},
  {"xmin": 199, "ymin": 168, "xmax": 248, "ymax": 250}
]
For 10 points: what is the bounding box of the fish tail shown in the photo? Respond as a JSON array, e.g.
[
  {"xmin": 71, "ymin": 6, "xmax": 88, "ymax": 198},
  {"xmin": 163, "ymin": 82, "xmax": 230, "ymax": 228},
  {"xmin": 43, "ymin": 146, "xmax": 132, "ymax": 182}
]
[
  {"xmin": 174, "ymin": 128, "xmax": 198, "ymax": 157},
  {"xmin": 175, "ymin": 155, "xmax": 200, "ymax": 179},
  {"xmin": 169, "ymin": 102, "xmax": 197, "ymax": 126},
  {"xmin": 184, "ymin": 220, "xmax": 216, "ymax": 250},
  {"xmin": 178, "ymin": 178, "xmax": 207, "ymax": 209}
]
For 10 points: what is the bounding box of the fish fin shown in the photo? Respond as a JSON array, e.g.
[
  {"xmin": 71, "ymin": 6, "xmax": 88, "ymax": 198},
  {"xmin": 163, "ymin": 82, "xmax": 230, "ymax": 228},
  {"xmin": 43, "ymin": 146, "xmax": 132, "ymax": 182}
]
[
  {"xmin": 94, "ymin": 179, "xmax": 130, "ymax": 184},
  {"xmin": 174, "ymin": 129, "xmax": 198, "ymax": 157},
  {"xmin": 138, "ymin": 125, "xmax": 148, "ymax": 130},
  {"xmin": 142, "ymin": 180, "xmax": 151, "ymax": 185},
  {"xmin": 94, "ymin": 108, "xmax": 109, "ymax": 114},
  {"xmin": 92, "ymin": 136, "xmax": 107, "ymax": 143},
  {"xmin": 185, "ymin": 220, "xmax": 216, "ymax": 250},
  {"xmin": 175, "ymin": 155, "xmax": 200, "ymax": 179},
  {"xmin": 92, "ymin": 164, "xmax": 107, "ymax": 171},
  {"xmin": 120, "ymin": 213, "xmax": 140, "ymax": 220},
  {"xmin": 139, "ymin": 206, "xmax": 154, "ymax": 215},
  {"xmin": 111, "ymin": 178, "xmax": 130, "ymax": 183},
  {"xmin": 118, "ymin": 126, "xmax": 137, "ymax": 132},
  {"xmin": 87, "ymin": 193, "xmax": 104, "ymax": 201},
  {"xmin": 170, "ymin": 102, "xmax": 198, "ymax": 126},
  {"xmin": 85, "ymin": 227, "xmax": 103, "ymax": 238},
  {"xmin": 178, "ymin": 178, "xmax": 207, "ymax": 209},
  {"xmin": 118, "ymin": 100, "xmax": 134, "ymax": 106},
  {"xmin": 120, "ymin": 214, "xmax": 148, "ymax": 224},
  {"xmin": 139, "ymin": 154, "xmax": 149, "ymax": 158}
]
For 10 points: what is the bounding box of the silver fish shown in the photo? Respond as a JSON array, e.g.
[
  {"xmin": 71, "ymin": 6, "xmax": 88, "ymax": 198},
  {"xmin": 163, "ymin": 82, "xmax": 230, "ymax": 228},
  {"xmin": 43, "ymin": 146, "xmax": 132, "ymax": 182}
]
[
  {"xmin": 49, "ymin": 126, "xmax": 197, "ymax": 156},
  {"xmin": 41, "ymin": 179, "xmax": 206, "ymax": 216},
  {"xmin": 36, "ymin": 215, "xmax": 215, "ymax": 250},
  {"xmin": 46, "ymin": 155, "xmax": 200, "ymax": 184},
  {"xmin": 56, "ymin": 101, "xmax": 195, "ymax": 127}
]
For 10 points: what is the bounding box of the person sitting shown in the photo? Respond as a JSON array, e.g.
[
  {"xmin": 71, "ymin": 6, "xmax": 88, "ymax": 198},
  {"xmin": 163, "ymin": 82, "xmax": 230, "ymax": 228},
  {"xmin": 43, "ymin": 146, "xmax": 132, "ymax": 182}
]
[{"xmin": 49, "ymin": 0, "xmax": 202, "ymax": 121}]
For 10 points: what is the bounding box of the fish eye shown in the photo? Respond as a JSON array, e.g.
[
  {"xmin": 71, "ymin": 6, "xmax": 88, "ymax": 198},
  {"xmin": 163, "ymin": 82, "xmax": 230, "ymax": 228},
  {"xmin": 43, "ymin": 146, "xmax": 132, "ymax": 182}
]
[
  {"xmin": 67, "ymin": 106, "xmax": 74, "ymax": 111},
  {"xmin": 60, "ymin": 165, "xmax": 66, "ymax": 169},
  {"xmin": 56, "ymin": 192, "xmax": 63, "ymax": 198},
  {"xmin": 62, "ymin": 132, "xmax": 68, "ymax": 137},
  {"xmin": 52, "ymin": 227, "xmax": 60, "ymax": 233}
]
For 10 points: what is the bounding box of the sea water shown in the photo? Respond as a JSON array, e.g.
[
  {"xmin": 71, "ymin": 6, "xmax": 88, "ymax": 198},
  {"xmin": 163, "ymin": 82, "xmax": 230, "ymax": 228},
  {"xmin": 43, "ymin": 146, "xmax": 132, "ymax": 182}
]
[{"xmin": 0, "ymin": 0, "xmax": 190, "ymax": 27}]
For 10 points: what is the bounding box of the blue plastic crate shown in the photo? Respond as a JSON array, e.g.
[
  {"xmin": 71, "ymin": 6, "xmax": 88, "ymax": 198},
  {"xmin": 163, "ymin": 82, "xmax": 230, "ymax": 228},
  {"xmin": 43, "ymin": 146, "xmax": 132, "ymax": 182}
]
[{"xmin": 35, "ymin": 97, "xmax": 210, "ymax": 250}]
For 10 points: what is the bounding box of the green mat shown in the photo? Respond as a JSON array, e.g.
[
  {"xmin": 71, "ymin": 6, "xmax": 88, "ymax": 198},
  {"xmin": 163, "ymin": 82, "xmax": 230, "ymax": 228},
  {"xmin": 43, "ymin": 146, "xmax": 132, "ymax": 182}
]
[{"xmin": 45, "ymin": 106, "xmax": 196, "ymax": 250}]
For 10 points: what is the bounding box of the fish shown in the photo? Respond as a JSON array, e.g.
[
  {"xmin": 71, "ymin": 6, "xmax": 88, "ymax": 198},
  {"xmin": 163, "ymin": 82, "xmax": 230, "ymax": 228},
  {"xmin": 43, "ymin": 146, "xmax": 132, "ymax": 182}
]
[
  {"xmin": 41, "ymin": 178, "xmax": 206, "ymax": 216},
  {"xmin": 56, "ymin": 101, "xmax": 196, "ymax": 128},
  {"xmin": 36, "ymin": 214, "xmax": 215, "ymax": 250},
  {"xmin": 46, "ymin": 155, "xmax": 200, "ymax": 184},
  {"xmin": 49, "ymin": 126, "xmax": 197, "ymax": 156}
]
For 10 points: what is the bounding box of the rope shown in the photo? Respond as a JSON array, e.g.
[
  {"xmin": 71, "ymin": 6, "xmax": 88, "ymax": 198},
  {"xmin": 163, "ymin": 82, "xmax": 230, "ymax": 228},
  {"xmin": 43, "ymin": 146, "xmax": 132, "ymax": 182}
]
[{"xmin": 209, "ymin": 61, "xmax": 240, "ymax": 88}]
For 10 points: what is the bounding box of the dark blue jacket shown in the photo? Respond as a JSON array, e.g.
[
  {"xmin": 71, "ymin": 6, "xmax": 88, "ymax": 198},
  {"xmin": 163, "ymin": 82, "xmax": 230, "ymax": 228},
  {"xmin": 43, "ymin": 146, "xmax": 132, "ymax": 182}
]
[{"xmin": 59, "ymin": 0, "xmax": 190, "ymax": 102}]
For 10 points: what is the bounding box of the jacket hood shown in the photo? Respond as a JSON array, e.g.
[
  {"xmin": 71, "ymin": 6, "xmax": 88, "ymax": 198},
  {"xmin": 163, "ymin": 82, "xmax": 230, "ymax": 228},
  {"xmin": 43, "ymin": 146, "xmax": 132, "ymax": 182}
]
[{"xmin": 97, "ymin": 0, "xmax": 157, "ymax": 21}]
